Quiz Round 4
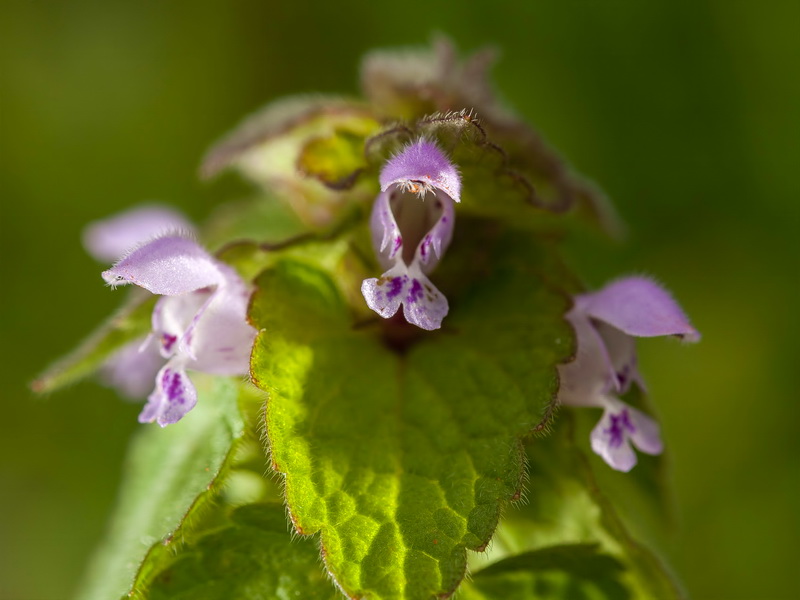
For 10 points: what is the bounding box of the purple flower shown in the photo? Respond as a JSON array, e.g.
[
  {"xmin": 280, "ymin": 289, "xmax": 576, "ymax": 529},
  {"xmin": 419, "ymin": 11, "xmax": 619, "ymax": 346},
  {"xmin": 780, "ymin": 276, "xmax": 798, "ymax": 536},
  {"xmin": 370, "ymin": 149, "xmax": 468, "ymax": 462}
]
[
  {"xmin": 558, "ymin": 277, "xmax": 700, "ymax": 472},
  {"xmin": 103, "ymin": 236, "xmax": 256, "ymax": 426},
  {"xmin": 361, "ymin": 140, "xmax": 461, "ymax": 330}
]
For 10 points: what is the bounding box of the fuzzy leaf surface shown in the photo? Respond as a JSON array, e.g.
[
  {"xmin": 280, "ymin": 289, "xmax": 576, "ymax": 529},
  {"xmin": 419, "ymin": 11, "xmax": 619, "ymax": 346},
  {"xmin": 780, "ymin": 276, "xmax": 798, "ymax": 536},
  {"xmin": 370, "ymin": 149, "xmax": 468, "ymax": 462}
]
[
  {"xmin": 76, "ymin": 376, "xmax": 245, "ymax": 600},
  {"xmin": 249, "ymin": 225, "xmax": 573, "ymax": 600},
  {"xmin": 139, "ymin": 503, "xmax": 339, "ymax": 600}
]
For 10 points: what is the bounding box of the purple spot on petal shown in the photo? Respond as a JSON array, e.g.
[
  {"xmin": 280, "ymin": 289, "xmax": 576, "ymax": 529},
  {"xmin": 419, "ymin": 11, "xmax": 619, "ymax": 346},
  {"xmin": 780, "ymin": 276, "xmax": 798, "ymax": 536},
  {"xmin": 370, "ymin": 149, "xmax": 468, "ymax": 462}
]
[
  {"xmin": 385, "ymin": 276, "xmax": 405, "ymax": 300},
  {"xmin": 621, "ymin": 410, "xmax": 635, "ymax": 432},
  {"xmin": 605, "ymin": 409, "xmax": 635, "ymax": 448},
  {"xmin": 419, "ymin": 234, "xmax": 432, "ymax": 260},
  {"xmin": 406, "ymin": 279, "xmax": 424, "ymax": 304},
  {"xmin": 162, "ymin": 333, "xmax": 177, "ymax": 352},
  {"xmin": 163, "ymin": 369, "xmax": 185, "ymax": 404},
  {"xmin": 393, "ymin": 236, "xmax": 402, "ymax": 254}
]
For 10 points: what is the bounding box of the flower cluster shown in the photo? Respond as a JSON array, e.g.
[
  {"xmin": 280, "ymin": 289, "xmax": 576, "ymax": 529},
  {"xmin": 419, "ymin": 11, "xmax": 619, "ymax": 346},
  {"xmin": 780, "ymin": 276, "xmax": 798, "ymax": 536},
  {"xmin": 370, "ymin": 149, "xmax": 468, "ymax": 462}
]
[{"xmin": 85, "ymin": 141, "xmax": 698, "ymax": 474}]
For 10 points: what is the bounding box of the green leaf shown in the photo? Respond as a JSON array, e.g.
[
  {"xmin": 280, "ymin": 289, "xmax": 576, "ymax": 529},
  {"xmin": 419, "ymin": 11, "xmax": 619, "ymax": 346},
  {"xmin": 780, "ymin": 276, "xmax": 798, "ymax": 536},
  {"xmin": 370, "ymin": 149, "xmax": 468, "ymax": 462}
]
[
  {"xmin": 202, "ymin": 196, "xmax": 308, "ymax": 251},
  {"xmin": 200, "ymin": 95, "xmax": 377, "ymax": 180},
  {"xmin": 76, "ymin": 375, "xmax": 246, "ymax": 600},
  {"xmin": 138, "ymin": 503, "xmax": 340, "ymax": 600},
  {"xmin": 249, "ymin": 223, "xmax": 574, "ymax": 599},
  {"xmin": 32, "ymin": 290, "xmax": 155, "ymax": 394},
  {"xmin": 298, "ymin": 125, "xmax": 378, "ymax": 190},
  {"xmin": 471, "ymin": 410, "xmax": 685, "ymax": 600},
  {"xmin": 200, "ymin": 95, "xmax": 381, "ymax": 228},
  {"xmin": 461, "ymin": 544, "xmax": 630, "ymax": 600}
]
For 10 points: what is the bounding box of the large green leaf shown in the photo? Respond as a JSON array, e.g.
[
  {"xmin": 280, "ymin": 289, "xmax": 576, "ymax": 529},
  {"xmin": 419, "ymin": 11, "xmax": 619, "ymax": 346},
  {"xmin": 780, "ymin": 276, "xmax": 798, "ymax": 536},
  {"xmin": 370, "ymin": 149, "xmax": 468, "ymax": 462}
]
[
  {"xmin": 470, "ymin": 410, "xmax": 685, "ymax": 600},
  {"xmin": 76, "ymin": 375, "xmax": 246, "ymax": 600},
  {"xmin": 249, "ymin": 223, "xmax": 574, "ymax": 599},
  {"xmin": 461, "ymin": 544, "xmax": 630, "ymax": 600},
  {"xmin": 139, "ymin": 503, "xmax": 340, "ymax": 600}
]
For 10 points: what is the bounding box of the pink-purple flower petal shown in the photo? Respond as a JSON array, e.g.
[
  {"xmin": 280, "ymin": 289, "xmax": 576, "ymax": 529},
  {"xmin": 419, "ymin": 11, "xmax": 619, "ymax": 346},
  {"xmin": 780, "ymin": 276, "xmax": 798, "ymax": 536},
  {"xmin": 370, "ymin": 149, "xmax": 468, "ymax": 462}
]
[
  {"xmin": 151, "ymin": 290, "xmax": 212, "ymax": 358},
  {"xmin": 627, "ymin": 405, "xmax": 664, "ymax": 455},
  {"xmin": 362, "ymin": 268, "xmax": 449, "ymax": 331},
  {"xmin": 576, "ymin": 276, "xmax": 700, "ymax": 341},
  {"xmin": 361, "ymin": 271, "xmax": 406, "ymax": 322},
  {"xmin": 102, "ymin": 236, "xmax": 224, "ymax": 295},
  {"xmin": 370, "ymin": 190, "xmax": 404, "ymax": 268},
  {"xmin": 83, "ymin": 205, "xmax": 194, "ymax": 263},
  {"xmin": 139, "ymin": 364, "xmax": 198, "ymax": 427},
  {"xmin": 418, "ymin": 190, "xmax": 454, "ymax": 267},
  {"xmin": 558, "ymin": 311, "xmax": 612, "ymax": 407},
  {"xmin": 188, "ymin": 278, "xmax": 257, "ymax": 375},
  {"xmin": 589, "ymin": 400, "xmax": 663, "ymax": 472},
  {"xmin": 591, "ymin": 320, "xmax": 642, "ymax": 395},
  {"xmin": 590, "ymin": 407, "xmax": 639, "ymax": 472},
  {"xmin": 380, "ymin": 140, "xmax": 462, "ymax": 203},
  {"xmin": 400, "ymin": 275, "xmax": 449, "ymax": 331},
  {"xmin": 99, "ymin": 336, "xmax": 165, "ymax": 399}
]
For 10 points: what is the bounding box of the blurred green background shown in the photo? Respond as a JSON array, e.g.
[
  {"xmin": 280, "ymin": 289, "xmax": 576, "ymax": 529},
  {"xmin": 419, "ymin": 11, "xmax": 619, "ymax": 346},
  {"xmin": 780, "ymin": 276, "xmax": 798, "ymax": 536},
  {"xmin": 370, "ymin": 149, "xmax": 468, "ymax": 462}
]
[{"xmin": 2, "ymin": 1, "xmax": 797, "ymax": 598}]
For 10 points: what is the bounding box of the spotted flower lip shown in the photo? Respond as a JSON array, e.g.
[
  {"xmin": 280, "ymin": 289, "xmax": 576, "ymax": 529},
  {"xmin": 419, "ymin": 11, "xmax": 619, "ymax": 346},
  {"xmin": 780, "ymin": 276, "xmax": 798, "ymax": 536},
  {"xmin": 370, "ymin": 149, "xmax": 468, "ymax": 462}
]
[
  {"xmin": 102, "ymin": 235, "xmax": 256, "ymax": 426},
  {"xmin": 361, "ymin": 139, "xmax": 460, "ymax": 331},
  {"xmin": 558, "ymin": 276, "xmax": 699, "ymax": 471},
  {"xmin": 589, "ymin": 397, "xmax": 664, "ymax": 473}
]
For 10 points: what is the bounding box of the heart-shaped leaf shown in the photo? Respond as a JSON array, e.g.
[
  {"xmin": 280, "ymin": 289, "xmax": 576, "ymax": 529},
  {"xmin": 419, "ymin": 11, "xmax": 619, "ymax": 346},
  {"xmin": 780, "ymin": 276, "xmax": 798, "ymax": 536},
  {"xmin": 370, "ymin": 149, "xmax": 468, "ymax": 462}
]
[{"xmin": 249, "ymin": 223, "xmax": 574, "ymax": 599}]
